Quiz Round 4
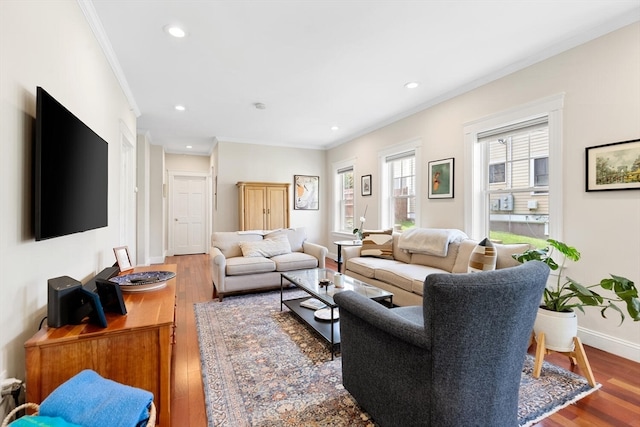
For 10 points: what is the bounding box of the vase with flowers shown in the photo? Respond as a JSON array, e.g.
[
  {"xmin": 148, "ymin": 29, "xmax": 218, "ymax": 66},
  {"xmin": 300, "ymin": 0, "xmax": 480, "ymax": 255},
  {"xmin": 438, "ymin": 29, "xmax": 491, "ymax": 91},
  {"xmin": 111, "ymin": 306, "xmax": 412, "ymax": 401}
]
[{"xmin": 352, "ymin": 205, "xmax": 368, "ymax": 242}]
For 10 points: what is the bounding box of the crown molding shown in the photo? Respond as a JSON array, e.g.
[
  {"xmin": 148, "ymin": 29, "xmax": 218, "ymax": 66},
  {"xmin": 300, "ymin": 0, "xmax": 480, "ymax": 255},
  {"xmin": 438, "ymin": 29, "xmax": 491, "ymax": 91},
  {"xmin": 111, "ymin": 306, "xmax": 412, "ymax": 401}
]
[{"xmin": 77, "ymin": 0, "xmax": 141, "ymax": 117}]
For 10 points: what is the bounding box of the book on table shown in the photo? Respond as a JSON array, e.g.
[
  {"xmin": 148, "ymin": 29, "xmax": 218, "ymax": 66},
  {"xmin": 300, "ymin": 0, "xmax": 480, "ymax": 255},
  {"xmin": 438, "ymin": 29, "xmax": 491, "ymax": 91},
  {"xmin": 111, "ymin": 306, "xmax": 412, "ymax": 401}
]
[{"xmin": 300, "ymin": 298, "xmax": 326, "ymax": 310}]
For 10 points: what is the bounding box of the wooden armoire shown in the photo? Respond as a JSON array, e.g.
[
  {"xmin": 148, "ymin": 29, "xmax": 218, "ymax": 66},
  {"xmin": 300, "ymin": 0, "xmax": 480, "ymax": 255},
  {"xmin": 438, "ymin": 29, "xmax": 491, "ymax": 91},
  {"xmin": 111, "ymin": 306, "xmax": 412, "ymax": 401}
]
[{"xmin": 237, "ymin": 182, "xmax": 290, "ymax": 230}]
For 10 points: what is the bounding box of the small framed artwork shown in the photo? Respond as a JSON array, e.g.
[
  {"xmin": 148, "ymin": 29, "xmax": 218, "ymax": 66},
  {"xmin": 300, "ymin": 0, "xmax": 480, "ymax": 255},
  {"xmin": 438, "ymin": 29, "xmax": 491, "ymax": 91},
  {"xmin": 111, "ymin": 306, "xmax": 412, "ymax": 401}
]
[
  {"xmin": 361, "ymin": 174, "xmax": 372, "ymax": 196},
  {"xmin": 428, "ymin": 158, "xmax": 454, "ymax": 199},
  {"xmin": 113, "ymin": 246, "xmax": 133, "ymax": 273},
  {"xmin": 294, "ymin": 175, "xmax": 319, "ymax": 210},
  {"xmin": 586, "ymin": 138, "xmax": 640, "ymax": 192}
]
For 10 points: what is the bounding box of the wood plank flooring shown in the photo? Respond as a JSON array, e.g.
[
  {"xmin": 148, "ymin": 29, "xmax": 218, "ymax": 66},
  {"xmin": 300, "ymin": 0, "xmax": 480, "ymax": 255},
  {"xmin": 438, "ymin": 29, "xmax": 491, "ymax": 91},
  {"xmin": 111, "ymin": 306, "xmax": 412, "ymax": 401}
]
[{"xmin": 166, "ymin": 254, "xmax": 640, "ymax": 426}]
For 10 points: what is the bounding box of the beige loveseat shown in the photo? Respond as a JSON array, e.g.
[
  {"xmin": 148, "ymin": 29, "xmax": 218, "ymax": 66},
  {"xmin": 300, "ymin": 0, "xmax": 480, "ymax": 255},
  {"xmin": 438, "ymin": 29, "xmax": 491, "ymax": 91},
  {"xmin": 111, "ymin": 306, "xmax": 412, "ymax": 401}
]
[
  {"xmin": 342, "ymin": 228, "xmax": 530, "ymax": 306},
  {"xmin": 210, "ymin": 227, "xmax": 328, "ymax": 301}
]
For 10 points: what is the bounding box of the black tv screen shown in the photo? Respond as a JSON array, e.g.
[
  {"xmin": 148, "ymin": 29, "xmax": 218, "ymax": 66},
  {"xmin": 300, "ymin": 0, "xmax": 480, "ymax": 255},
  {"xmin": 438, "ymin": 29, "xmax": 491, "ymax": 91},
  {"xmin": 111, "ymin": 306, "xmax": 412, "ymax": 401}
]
[{"xmin": 35, "ymin": 87, "xmax": 108, "ymax": 241}]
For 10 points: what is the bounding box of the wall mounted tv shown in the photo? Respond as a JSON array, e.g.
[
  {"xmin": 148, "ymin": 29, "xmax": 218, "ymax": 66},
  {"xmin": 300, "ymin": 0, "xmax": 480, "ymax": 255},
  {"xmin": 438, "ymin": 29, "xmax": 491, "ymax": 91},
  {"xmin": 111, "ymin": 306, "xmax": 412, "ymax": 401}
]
[{"xmin": 34, "ymin": 87, "xmax": 108, "ymax": 241}]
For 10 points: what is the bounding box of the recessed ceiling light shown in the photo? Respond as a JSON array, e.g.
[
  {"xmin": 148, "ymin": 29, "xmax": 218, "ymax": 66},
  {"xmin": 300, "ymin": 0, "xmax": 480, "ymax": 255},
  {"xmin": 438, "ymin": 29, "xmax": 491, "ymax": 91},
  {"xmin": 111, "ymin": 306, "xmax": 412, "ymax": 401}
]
[
  {"xmin": 186, "ymin": 145, "xmax": 193, "ymax": 149},
  {"xmin": 164, "ymin": 25, "xmax": 187, "ymax": 38},
  {"xmin": 331, "ymin": 126, "xmax": 339, "ymax": 131},
  {"xmin": 174, "ymin": 105, "xmax": 186, "ymax": 111},
  {"xmin": 404, "ymin": 82, "xmax": 420, "ymax": 89}
]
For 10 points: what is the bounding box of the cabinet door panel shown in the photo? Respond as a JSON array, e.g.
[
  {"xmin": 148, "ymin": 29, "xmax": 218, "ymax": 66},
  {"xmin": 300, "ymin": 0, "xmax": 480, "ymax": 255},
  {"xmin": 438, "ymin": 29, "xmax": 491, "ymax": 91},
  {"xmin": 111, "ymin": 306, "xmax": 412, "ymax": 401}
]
[
  {"xmin": 245, "ymin": 187, "xmax": 266, "ymax": 230},
  {"xmin": 267, "ymin": 186, "xmax": 288, "ymax": 230}
]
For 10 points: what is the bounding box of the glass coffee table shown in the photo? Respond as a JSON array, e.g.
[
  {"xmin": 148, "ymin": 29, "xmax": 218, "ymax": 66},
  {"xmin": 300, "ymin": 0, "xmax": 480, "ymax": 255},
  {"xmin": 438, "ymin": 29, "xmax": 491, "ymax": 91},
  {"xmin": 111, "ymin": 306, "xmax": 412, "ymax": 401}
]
[{"xmin": 280, "ymin": 268, "xmax": 393, "ymax": 359}]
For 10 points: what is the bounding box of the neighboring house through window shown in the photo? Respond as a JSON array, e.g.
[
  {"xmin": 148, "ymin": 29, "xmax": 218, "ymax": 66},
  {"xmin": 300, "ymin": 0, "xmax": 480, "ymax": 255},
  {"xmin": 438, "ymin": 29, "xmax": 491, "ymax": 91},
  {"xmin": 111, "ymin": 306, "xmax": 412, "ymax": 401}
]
[
  {"xmin": 464, "ymin": 95, "xmax": 564, "ymax": 247},
  {"xmin": 334, "ymin": 162, "xmax": 355, "ymax": 233},
  {"xmin": 379, "ymin": 140, "xmax": 421, "ymax": 231}
]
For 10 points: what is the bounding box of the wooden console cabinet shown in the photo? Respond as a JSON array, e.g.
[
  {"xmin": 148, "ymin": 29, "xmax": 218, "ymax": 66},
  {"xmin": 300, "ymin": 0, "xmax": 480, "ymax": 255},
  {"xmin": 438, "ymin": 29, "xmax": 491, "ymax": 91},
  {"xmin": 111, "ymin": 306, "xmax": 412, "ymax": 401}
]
[
  {"xmin": 25, "ymin": 264, "xmax": 177, "ymax": 427},
  {"xmin": 237, "ymin": 181, "xmax": 290, "ymax": 230}
]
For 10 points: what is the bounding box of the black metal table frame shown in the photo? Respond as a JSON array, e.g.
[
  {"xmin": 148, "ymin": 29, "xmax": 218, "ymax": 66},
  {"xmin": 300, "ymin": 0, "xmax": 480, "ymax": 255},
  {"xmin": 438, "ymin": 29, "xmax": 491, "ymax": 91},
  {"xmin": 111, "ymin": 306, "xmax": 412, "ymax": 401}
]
[{"xmin": 280, "ymin": 272, "xmax": 393, "ymax": 360}]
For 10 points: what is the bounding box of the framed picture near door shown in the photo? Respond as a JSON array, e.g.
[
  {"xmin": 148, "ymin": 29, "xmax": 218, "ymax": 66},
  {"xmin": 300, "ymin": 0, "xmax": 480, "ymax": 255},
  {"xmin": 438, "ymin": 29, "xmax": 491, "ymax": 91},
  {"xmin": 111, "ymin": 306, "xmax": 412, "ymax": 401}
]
[
  {"xmin": 428, "ymin": 158, "xmax": 454, "ymax": 199},
  {"xmin": 294, "ymin": 175, "xmax": 319, "ymax": 210}
]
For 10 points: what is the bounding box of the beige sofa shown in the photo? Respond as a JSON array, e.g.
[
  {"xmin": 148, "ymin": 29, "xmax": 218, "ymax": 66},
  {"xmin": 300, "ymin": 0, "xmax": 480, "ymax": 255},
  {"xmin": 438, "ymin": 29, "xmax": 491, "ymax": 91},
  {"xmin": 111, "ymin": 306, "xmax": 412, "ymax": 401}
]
[
  {"xmin": 342, "ymin": 228, "xmax": 529, "ymax": 306},
  {"xmin": 210, "ymin": 227, "xmax": 328, "ymax": 300}
]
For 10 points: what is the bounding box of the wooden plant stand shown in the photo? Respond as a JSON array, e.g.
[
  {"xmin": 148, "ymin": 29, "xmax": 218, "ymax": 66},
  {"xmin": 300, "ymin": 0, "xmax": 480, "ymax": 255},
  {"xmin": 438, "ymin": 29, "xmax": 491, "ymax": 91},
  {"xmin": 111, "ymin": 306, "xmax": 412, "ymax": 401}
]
[{"xmin": 532, "ymin": 331, "xmax": 597, "ymax": 387}]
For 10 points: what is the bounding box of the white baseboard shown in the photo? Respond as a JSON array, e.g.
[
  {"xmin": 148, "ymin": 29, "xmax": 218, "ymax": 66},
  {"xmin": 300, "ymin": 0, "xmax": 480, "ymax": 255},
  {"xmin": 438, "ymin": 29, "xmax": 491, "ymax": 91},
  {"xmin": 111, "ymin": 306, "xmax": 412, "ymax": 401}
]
[{"xmin": 578, "ymin": 326, "xmax": 640, "ymax": 362}]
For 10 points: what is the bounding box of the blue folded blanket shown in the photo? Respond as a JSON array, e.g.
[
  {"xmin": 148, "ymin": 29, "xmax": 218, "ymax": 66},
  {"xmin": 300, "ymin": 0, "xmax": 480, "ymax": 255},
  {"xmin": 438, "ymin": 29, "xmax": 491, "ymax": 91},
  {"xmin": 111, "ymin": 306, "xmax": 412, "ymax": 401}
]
[
  {"xmin": 9, "ymin": 415, "xmax": 82, "ymax": 427},
  {"xmin": 39, "ymin": 370, "xmax": 153, "ymax": 427}
]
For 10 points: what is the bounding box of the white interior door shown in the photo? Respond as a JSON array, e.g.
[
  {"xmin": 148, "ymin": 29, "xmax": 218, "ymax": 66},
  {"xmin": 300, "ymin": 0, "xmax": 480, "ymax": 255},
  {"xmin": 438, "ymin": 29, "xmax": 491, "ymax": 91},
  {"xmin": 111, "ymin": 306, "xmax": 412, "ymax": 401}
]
[{"xmin": 171, "ymin": 174, "xmax": 207, "ymax": 255}]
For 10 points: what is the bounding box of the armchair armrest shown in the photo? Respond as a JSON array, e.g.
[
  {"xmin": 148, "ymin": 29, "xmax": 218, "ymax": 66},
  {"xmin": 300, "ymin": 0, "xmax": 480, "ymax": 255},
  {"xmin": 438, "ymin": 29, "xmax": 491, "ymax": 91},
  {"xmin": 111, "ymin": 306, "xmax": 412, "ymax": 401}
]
[
  {"xmin": 334, "ymin": 291, "xmax": 428, "ymax": 348},
  {"xmin": 302, "ymin": 241, "xmax": 328, "ymax": 269}
]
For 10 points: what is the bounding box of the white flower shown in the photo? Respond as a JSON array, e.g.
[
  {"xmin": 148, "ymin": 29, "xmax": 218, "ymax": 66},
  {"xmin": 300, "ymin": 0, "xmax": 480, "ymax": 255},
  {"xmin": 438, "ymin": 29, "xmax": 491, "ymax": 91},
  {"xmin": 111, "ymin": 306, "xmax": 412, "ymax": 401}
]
[{"xmin": 359, "ymin": 216, "xmax": 366, "ymax": 223}]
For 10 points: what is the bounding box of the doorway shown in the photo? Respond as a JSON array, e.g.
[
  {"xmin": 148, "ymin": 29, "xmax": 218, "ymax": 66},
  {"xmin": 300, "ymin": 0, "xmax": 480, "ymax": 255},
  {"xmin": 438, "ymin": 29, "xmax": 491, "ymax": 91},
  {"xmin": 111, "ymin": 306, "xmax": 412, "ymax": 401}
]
[{"xmin": 168, "ymin": 172, "xmax": 210, "ymax": 255}]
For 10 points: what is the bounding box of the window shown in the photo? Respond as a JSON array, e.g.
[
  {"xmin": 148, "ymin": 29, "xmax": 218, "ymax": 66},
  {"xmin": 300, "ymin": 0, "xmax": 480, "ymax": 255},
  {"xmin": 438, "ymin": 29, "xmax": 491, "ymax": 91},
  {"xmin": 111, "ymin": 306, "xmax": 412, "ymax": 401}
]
[
  {"xmin": 464, "ymin": 94, "xmax": 564, "ymax": 248},
  {"xmin": 489, "ymin": 163, "xmax": 506, "ymax": 183},
  {"xmin": 336, "ymin": 166, "xmax": 354, "ymax": 232},
  {"xmin": 385, "ymin": 151, "xmax": 416, "ymax": 230},
  {"xmin": 533, "ymin": 157, "xmax": 549, "ymax": 187},
  {"xmin": 480, "ymin": 118, "xmax": 550, "ymax": 246}
]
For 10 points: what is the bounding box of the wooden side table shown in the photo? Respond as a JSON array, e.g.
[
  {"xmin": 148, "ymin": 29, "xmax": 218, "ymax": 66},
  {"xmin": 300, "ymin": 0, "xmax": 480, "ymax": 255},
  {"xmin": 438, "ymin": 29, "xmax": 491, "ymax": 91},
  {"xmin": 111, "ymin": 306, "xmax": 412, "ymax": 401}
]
[
  {"xmin": 25, "ymin": 264, "xmax": 177, "ymax": 426},
  {"xmin": 333, "ymin": 240, "xmax": 362, "ymax": 273}
]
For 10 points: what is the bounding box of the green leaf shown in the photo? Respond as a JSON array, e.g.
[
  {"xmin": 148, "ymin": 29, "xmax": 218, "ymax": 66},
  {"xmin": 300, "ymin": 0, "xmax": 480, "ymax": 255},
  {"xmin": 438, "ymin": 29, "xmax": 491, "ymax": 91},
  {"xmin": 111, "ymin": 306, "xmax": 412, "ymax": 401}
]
[{"xmin": 547, "ymin": 239, "xmax": 581, "ymax": 262}]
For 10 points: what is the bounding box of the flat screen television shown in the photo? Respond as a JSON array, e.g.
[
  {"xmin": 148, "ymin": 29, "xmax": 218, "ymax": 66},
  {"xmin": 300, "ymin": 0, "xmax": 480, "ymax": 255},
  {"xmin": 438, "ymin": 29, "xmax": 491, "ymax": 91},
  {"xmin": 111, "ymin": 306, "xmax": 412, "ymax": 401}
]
[{"xmin": 34, "ymin": 87, "xmax": 108, "ymax": 241}]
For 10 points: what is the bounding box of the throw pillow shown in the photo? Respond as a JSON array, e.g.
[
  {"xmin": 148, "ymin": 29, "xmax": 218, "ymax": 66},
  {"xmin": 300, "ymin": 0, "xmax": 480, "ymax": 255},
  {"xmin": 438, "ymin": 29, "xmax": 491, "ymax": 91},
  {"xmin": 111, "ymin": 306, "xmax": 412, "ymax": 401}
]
[
  {"xmin": 467, "ymin": 237, "xmax": 497, "ymax": 273},
  {"xmin": 239, "ymin": 232, "xmax": 292, "ymax": 258},
  {"xmin": 361, "ymin": 231, "xmax": 394, "ymax": 259}
]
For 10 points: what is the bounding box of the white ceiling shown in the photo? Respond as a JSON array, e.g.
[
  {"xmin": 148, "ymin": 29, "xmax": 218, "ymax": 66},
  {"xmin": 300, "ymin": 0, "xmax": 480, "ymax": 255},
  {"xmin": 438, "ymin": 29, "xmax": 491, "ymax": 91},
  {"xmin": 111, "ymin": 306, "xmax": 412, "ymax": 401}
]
[{"xmin": 85, "ymin": 0, "xmax": 640, "ymax": 156}]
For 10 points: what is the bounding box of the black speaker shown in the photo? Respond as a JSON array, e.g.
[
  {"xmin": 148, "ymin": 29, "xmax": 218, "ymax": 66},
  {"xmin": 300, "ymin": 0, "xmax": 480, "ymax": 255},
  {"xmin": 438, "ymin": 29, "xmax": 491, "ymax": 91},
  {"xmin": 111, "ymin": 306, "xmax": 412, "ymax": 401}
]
[{"xmin": 47, "ymin": 276, "xmax": 82, "ymax": 327}]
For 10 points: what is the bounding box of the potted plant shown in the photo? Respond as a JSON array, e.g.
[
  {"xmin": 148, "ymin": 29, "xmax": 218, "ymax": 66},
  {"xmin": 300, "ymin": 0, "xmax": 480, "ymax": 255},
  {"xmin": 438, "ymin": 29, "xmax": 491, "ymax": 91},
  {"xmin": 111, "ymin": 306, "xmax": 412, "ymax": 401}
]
[{"xmin": 513, "ymin": 239, "xmax": 639, "ymax": 352}]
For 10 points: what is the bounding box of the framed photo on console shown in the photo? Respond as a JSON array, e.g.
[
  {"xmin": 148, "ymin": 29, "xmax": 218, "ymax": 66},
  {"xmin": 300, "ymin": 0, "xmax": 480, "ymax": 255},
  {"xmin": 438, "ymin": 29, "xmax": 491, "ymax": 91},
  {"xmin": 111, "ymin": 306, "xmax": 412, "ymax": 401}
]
[
  {"xmin": 585, "ymin": 138, "xmax": 640, "ymax": 192},
  {"xmin": 113, "ymin": 246, "xmax": 133, "ymax": 273}
]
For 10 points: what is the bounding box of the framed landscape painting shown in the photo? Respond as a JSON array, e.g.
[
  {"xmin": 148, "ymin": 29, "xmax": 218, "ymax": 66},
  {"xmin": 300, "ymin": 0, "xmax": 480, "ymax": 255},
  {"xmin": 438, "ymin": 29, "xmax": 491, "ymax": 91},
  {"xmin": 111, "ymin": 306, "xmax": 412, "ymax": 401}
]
[
  {"xmin": 586, "ymin": 138, "xmax": 640, "ymax": 191},
  {"xmin": 294, "ymin": 175, "xmax": 319, "ymax": 210},
  {"xmin": 428, "ymin": 158, "xmax": 454, "ymax": 199}
]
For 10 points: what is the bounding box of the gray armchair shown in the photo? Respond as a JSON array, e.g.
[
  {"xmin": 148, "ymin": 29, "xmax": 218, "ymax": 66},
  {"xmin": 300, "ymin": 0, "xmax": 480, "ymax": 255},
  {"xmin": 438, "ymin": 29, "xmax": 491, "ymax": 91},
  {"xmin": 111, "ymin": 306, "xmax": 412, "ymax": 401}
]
[{"xmin": 334, "ymin": 261, "xmax": 549, "ymax": 427}]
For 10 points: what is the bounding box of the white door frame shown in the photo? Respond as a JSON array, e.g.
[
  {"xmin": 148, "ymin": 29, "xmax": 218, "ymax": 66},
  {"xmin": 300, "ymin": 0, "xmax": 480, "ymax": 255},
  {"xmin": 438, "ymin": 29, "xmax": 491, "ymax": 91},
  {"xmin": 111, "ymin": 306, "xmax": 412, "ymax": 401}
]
[
  {"xmin": 119, "ymin": 120, "xmax": 136, "ymax": 264},
  {"xmin": 167, "ymin": 170, "xmax": 211, "ymax": 256}
]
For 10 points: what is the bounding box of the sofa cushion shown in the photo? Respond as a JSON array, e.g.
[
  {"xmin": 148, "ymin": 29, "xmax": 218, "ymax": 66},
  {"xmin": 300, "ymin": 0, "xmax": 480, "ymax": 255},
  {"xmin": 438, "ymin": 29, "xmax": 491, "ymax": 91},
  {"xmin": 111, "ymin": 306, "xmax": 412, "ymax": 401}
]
[
  {"xmin": 239, "ymin": 232, "xmax": 291, "ymax": 257},
  {"xmin": 226, "ymin": 256, "xmax": 276, "ymax": 275},
  {"xmin": 494, "ymin": 243, "xmax": 531, "ymax": 269},
  {"xmin": 361, "ymin": 230, "xmax": 394, "ymax": 259},
  {"xmin": 392, "ymin": 233, "xmax": 412, "ymax": 264},
  {"xmin": 213, "ymin": 231, "xmax": 263, "ymax": 258},
  {"xmin": 272, "ymin": 252, "xmax": 318, "ymax": 271},
  {"xmin": 280, "ymin": 227, "xmax": 307, "ymax": 252},
  {"xmin": 375, "ymin": 263, "xmax": 446, "ymax": 294},
  {"xmin": 347, "ymin": 257, "xmax": 404, "ymax": 279},
  {"xmin": 410, "ymin": 241, "xmax": 460, "ymax": 272},
  {"xmin": 409, "ymin": 266, "xmax": 454, "ymax": 295},
  {"xmin": 468, "ymin": 238, "xmax": 497, "ymax": 272},
  {"xmin": 452, "ymin": 239, "xmax": 478, "ymax": 273}
]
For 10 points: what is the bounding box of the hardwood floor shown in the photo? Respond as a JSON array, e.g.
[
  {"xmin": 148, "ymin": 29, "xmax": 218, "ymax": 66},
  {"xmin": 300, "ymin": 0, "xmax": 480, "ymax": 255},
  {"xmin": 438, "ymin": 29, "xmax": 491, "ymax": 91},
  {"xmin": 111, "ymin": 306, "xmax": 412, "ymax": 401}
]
[{"xmin": 167, "ymin": 254, "xmax": 640, "ymax": 427}]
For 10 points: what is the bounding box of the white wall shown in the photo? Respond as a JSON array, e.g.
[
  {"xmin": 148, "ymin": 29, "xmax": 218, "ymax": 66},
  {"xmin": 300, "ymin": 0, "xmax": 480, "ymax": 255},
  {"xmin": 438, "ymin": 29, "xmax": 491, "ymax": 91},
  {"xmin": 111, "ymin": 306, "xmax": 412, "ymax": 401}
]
[
  {"xmin": 166, "ymin": 153, "xmax": 211, "ymax": 173},
  {"xmin": 327, "ymin": 23, "xmax": 640, "ymax": 360},
  {"xmin": 0, "ymin": 1, "xmax": 136, "ymax": 379},
  {"xmin": 215, "ymin": 141, "xmax": 325, "ymax": 243}
]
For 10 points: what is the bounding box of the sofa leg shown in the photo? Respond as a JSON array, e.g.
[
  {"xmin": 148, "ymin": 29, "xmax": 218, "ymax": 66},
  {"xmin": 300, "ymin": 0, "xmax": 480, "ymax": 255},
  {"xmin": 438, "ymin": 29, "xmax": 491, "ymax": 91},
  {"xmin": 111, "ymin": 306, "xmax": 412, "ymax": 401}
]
[{"xmin": 212, "ymin": 282, "xmax": 222, "ymax": 301}]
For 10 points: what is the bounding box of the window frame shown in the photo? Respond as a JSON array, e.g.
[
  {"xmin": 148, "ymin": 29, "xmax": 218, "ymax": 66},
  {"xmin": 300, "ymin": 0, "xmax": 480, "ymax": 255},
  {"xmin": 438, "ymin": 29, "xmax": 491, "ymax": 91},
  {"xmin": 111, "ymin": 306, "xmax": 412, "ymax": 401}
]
[
  {"xmin": 463, "ymin": 94, "xmax": 564, "ymax": 241},
  {"xmin": 333, "ymin": 159, "xmax": 356, "ymax": 233},
  {"xmin": 378, "ymin": 139, "xmax": 421, "ymax": 230}
]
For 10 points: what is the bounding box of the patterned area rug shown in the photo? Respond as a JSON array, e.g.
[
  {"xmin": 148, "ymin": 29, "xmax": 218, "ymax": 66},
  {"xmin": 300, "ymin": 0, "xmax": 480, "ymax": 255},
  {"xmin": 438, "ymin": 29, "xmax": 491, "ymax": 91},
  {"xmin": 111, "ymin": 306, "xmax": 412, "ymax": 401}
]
[{"xmin": 195, "ymin": 290, "xmax": 600, "ymax": 426}]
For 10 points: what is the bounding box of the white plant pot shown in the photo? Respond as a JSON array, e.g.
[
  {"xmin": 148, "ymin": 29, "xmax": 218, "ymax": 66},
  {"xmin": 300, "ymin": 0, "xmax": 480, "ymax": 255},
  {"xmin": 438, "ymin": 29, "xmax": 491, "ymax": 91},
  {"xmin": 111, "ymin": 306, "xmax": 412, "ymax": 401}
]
[{"xmin": 533, "ymin": 307, "xmax": 578, "ymax": 352}]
